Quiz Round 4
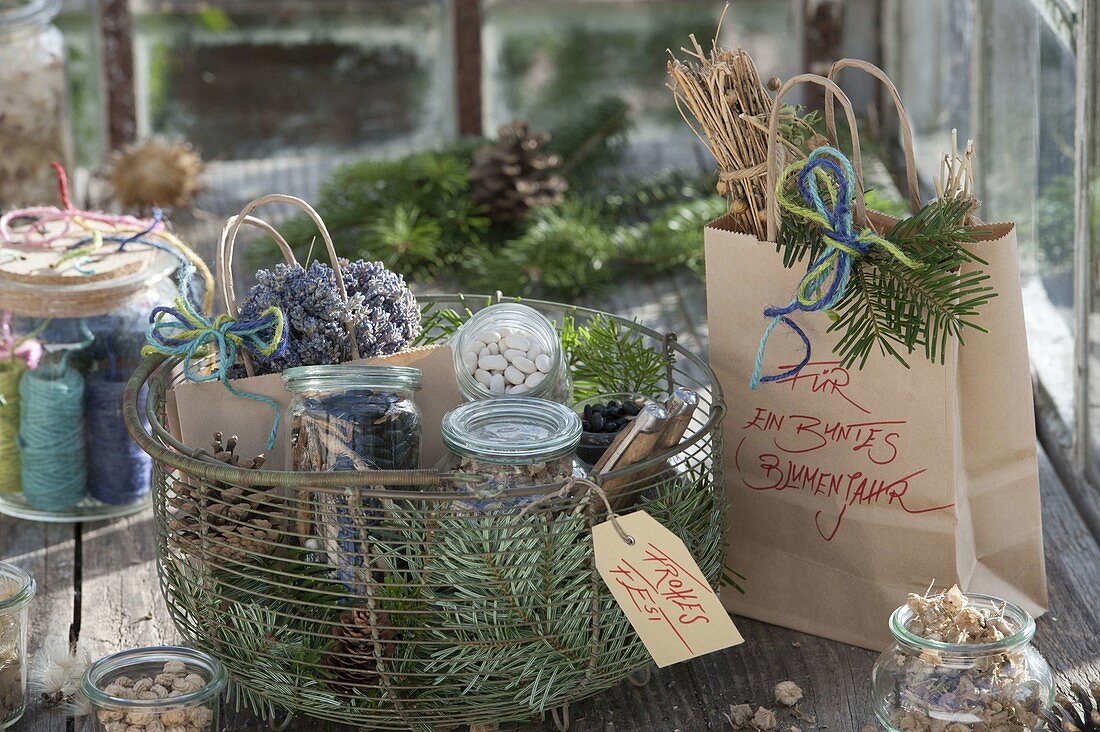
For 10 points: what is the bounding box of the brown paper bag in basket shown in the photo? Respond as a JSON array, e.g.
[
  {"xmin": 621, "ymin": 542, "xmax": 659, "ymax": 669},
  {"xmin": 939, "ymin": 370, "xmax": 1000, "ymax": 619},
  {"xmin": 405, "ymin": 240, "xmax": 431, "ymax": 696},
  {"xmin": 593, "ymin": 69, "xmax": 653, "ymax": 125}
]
[
  {"xmin": 165, "ymin": 194, "xmax": 462, "ymax": 469},
  {"xmin": 706, "ymin": 64, "xmax": 1047, "ymax": 651}
]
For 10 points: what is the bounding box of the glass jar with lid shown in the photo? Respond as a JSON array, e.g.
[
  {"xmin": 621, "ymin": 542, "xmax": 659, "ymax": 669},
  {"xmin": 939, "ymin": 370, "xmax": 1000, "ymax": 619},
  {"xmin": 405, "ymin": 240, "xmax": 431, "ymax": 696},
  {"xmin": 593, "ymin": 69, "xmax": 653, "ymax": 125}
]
[
  {"xmin": 871, "ymin": 592, "xmax": 1053, "ymax": 731},
  {"xmin": 285, "ymin": 364, "xmax": 424, "ymax": 585},
  {"xmin": 440, "ymin": 397, "xmax": 583, "ymax": 510},
  {"xmin": 285, "ymin": 364, "xmax": 424, "ymax": 472},
  {"xmin": 452, "ymin": 303, "xmax": 571, "ymax": 403},
  {"xmin": 0, "ymin": 561, "xmax": 34, "ymax": 730},
  {"xmin": 0, "ymin": 210, "xmax": 192, "ymax": 522},
  {"xmin": 0, "ymin": 0, "xmax": 72, "ymax": 208},
  {"xmin": 81, "ymin": 646, "xmax": 227, "ymax": 732}
]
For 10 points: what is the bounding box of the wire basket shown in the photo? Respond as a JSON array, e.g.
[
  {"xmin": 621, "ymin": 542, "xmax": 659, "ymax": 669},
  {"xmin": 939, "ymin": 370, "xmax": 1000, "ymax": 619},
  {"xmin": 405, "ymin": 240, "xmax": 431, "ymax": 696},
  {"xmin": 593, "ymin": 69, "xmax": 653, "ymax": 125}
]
[{"xmin": 123, "ymin": 294, "xmax": 727, "ymax": 731}]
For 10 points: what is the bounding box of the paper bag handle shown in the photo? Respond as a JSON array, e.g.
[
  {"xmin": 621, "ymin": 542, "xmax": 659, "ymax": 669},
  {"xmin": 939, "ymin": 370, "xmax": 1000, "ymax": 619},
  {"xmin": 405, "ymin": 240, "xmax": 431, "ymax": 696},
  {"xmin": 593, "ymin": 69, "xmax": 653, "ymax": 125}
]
[
  {"xmin": 216, "ymin": 193, "xmax": 361, "ymax": 377},
  {"xmin": 824, "ymin": 58, "xmax": 921, "ymax": 214},
  {"xmin": 766, "ymin": 74, "xmax": 864, "ymax": 241}
]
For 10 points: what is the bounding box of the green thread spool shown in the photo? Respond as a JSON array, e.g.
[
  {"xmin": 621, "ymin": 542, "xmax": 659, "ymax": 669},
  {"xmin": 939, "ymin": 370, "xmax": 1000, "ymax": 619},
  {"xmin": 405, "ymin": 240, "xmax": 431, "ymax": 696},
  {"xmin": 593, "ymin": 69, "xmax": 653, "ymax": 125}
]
[
  {"xmin": 0, "ymin": 361, "xmax": 24, "ymax": 493},
  {"xmin": 18, "ymin": 364, "xmax": 87, "ymax": 511}
]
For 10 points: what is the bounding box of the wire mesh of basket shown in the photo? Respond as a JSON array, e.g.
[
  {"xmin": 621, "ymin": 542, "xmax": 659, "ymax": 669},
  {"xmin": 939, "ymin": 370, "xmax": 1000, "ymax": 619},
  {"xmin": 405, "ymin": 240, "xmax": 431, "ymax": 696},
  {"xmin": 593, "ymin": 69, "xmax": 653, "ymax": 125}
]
[{"xmin": 123, "ymin": 294, "xmax": 727, "ymax": 731}]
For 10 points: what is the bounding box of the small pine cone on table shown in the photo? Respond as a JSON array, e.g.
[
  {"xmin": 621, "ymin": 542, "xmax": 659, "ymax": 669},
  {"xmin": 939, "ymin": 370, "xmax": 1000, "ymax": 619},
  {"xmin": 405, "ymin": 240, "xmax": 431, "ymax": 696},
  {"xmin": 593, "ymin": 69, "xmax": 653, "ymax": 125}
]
[
  {"xmin": 324, "ymin": 606, "xmax": 399, "ymax": 691},
  {"xmin": 168, "ymin": 433, "xmax": 284, "ymax": 562},
  {"xmin": 469, "ymin": 120, "xmax": 568, "ymax": 224}
]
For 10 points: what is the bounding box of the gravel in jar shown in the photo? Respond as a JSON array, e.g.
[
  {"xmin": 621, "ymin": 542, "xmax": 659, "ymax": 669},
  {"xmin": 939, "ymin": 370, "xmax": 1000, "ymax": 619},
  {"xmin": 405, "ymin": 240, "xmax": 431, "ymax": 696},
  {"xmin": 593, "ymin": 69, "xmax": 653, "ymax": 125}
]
[
  {"xmin": 95, "ymin": 660, "xmax": 215, "ymax": 732},
  {"xmin": 461, "ymin": 327, "xmax": 551, "ymax": 395}
]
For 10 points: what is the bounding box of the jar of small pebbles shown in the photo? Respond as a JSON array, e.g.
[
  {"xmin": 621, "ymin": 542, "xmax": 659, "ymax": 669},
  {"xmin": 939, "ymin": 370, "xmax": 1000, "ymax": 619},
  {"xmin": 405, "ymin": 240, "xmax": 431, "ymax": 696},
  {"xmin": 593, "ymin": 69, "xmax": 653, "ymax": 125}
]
[
  {"xmin": 81, "ymin": 646, "xmax": 226, "ymax": 732},
  {"xmin": 0, "ymin": 0, "xmax": 72, "ymax": 208},
  {"xmin": 452, "ymin": 303, "xmax": 571, "ymax": 403},
  {"xmin": 440, "ymin": 397, "xmax": 583, "ymax": 510},
  {"xmin": 0, "ymin": 561, "xmax": 34, "ymax": 730},
  {"xmin": 871, "ymin": 587, "xmax": 1053, "ymax": 732}
]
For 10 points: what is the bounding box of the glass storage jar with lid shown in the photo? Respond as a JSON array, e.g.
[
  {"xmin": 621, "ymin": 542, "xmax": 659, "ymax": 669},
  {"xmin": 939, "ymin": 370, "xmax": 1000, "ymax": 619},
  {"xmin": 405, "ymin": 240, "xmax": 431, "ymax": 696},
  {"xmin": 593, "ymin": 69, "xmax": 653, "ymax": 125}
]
[
  {"xmin": 0, "ymin": 0, "xmax": 72, "ymax": 208},
  {"xmin": 285, "ymin": 364, "xmax": 424, "ymax": 472},
  {"xmin": 0, "ymin": 561, "xmax": 34, "ymax": 730},
  {"xmin": 0, "ymin": 209, "xmax": 190, "ymax": 522},
  {"xmin": 440, "ymin": 397, "xmax": 583, "ymax": 510},
  {"xmin": 452, "ymin": 303, "xmax": 571, "ymax": 403},
  {"xmin": 871, "ymin": 592, "xmax": 1053, "ymax": 732},
  {"xmin": 81, "ymin": 646, "xmax": 227, "ymax": 732}
]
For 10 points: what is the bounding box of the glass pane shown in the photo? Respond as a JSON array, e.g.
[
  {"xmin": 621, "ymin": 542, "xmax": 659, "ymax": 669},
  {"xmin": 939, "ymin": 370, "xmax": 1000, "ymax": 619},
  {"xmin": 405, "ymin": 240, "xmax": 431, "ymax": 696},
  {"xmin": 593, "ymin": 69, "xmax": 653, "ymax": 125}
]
[
  {"xmin": 132, "ymin": 1, "xmax": 450, "ymax": 161},
  {"xmin": 888, "ymin": 0, "xmax": 1078, "ymax": 429},
  {"xmin": 58, "ymin": 0, "xmax": 104, "ymax": 168},
  {"xmin": 483, "ymin": 0, "xmax": 798, "ymax": 176}
]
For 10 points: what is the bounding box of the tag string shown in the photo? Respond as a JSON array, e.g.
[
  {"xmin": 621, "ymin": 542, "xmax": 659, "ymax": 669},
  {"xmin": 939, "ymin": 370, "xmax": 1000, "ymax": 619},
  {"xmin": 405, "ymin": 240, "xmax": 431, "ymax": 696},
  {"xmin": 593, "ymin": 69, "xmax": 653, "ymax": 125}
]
[{"xmin": 509, "ymin": 477, "xmax": 636, "ymax": 546}]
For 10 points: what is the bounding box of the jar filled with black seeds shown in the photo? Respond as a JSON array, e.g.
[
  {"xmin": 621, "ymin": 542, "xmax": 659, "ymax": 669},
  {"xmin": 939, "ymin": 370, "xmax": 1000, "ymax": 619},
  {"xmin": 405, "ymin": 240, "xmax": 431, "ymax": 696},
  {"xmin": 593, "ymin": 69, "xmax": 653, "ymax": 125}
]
[
  {"xmin": 574, "ymin": 393, "xmax": 652, "ymax": 465},
  {"xmin": 284, "ymin": 364, "xmax": 423, "ymax": 585},
  {"xmin": 440, "ymin": 397, "xmax": 583, "ymax": 512}
]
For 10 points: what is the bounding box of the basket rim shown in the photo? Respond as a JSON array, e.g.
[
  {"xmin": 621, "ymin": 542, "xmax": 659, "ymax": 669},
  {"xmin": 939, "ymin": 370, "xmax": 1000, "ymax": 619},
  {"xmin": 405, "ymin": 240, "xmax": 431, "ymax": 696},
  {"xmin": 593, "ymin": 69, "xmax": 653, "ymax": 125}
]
[{"xmin": 123, "ymin": 293, "xmax": 725, "ymax": 499}]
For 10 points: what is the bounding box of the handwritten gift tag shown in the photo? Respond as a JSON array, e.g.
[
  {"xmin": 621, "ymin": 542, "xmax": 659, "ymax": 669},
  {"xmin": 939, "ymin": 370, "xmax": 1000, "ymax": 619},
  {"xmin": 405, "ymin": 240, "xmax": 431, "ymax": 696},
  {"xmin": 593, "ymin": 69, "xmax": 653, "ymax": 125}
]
[{"xmin": 593, "ymin": 510, "xmax": 744, "ymax": 667}]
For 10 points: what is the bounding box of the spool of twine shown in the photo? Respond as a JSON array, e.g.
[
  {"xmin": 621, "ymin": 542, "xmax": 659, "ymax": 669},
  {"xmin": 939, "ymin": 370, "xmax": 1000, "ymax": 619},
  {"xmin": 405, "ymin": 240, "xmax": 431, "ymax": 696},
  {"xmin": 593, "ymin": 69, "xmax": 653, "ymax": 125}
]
[
  {"xmin": 19, "ymin": 365, "xmax": 87, "ymax": 511},
  {"xmin": 85, "ymin": 370, "xmax": 150, "ymax": 505},
  {"xmin": 0, "ymin": 362, "xmax": 24, "ymax": 494}
]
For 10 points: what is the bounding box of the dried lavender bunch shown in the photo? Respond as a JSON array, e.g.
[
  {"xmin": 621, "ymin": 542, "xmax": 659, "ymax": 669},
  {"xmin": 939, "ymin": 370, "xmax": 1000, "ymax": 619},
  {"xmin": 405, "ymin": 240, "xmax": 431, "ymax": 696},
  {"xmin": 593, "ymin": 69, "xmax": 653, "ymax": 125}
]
[{"xmin": 235, "ymin": 259, "xmax": 421, "ymax": 375}]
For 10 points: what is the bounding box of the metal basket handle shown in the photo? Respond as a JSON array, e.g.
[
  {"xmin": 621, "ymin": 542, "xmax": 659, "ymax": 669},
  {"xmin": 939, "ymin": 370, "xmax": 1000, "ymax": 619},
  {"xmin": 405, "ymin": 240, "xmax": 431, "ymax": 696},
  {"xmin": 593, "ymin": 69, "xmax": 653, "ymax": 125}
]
[{"xmin": 214, "ymin": 193, "xmax": 361, "ymax": 376}]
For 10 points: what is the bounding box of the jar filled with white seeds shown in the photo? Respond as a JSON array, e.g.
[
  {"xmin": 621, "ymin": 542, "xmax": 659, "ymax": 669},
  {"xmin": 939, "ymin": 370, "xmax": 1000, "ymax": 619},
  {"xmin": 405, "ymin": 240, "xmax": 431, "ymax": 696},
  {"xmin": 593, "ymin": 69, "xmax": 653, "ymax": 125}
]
[
  {"xmin": 81, "ymin": 646, "xmax": 226, "ymax": 732},
  {"xmin": 440, "ymin": 397, "xmax": 583, "ymax": 510},
  {"xmin": 452, "ymin": 303, "xmax": 571, "ymax": 403},
  {"xmin": 0, "ymin": 0, "xmax": 72, "ymax": 208}
]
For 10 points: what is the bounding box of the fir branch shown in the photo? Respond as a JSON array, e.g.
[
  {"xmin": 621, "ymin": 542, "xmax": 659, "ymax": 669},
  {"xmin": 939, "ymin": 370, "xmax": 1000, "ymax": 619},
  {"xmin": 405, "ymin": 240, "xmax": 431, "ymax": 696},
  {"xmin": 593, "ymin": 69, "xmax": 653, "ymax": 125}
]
[{"xmin": 569, "ymin": 315, "xmax": 667, "ymax": 400}]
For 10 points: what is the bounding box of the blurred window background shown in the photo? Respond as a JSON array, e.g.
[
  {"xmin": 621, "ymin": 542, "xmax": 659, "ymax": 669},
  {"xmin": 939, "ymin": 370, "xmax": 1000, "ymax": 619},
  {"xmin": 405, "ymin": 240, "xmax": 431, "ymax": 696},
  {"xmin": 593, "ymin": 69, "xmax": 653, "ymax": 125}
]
[{"xmin": 21, "ymin": 0, "xmax": 1100, "ymax": 487}]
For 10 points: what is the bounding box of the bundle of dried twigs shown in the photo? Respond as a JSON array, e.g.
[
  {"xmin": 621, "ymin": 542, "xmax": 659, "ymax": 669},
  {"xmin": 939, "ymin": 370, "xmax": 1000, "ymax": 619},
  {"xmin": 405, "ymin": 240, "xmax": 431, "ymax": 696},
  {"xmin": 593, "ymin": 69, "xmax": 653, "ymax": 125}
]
[{"xmin": 668, "ymin": 26, "xmax": 778, "ymax": 238}]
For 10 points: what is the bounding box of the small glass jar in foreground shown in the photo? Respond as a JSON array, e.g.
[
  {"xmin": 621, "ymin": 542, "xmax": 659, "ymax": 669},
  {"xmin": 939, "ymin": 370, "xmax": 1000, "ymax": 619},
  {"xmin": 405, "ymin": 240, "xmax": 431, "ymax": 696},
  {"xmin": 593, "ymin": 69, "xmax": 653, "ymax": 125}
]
[
  {"xmin": 285, "ymin": 365, "xmax": 424, "ymax": 471},
  {"xmin": 871, "ymin": 593, "xmax": 1053, "ymax": 732},
  {"xmin": 82, "ymin": 646, "xmax": 226, "ymax": 732},
  {"xmin": 452, "ymin": 303, "xmax": 571, "ymax": 403},
  {"xmin": 0, "ymin": 0, "xmax": 71, "ymax": 207},
  {"xmin": 441, "ymin": 397, "xmax": 583, "ymax": 510},
  {"xmin": 0, "ymin": 561, "xmax": 35, "ymax": 730}
]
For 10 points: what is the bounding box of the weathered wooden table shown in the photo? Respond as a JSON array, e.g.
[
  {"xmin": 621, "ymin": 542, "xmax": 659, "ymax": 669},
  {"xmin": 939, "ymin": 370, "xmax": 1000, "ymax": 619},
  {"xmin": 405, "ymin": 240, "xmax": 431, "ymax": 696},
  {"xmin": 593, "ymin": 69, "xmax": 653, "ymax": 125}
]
[{"xmin": 3, "ymin": 272, "xmax": 1099, "ymax": 732}]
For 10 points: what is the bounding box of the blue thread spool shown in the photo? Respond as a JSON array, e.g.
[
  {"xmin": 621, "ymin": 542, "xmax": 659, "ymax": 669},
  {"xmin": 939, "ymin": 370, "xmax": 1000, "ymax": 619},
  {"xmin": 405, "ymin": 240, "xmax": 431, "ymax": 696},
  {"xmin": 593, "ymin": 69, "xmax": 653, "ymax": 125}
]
[{"xmin": 85, "ymin": 370, "xmax": 150, "ymax": 505}]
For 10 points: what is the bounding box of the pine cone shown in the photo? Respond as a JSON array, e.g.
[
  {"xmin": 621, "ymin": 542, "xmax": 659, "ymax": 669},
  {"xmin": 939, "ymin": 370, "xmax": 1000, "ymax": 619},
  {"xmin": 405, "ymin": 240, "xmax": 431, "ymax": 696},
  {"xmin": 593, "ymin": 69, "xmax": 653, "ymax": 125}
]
[
  {"xmin": 105, "ymin": 137, "xmax": 203, "ymax": 211},
  {"xmin": 324, "ymin": 606, "xmax": 398, "ymax": 689},
  {"xmin": 168, "ymin": 433, "xmax": 283, "ymax": 562},
  {"xmin": 469, "ymin": 120, "xmax": 568, "ymax": 224},
  {"xmin": 1045, "ymin": 685, "xmax": 1100, "ymax": 732}
]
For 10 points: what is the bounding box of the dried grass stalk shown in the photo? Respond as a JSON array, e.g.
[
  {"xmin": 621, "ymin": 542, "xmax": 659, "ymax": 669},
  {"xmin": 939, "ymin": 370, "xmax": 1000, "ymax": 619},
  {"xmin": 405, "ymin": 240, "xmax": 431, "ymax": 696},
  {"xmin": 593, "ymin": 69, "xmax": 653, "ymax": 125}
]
[{"xmin": 668, "ymin": 30, "xmax": 777, "ymax": 238}]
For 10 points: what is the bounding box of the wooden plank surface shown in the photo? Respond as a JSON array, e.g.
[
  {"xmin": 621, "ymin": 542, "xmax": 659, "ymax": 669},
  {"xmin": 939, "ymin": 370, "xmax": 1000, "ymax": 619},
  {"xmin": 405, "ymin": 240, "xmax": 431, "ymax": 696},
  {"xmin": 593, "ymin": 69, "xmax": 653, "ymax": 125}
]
[{"xmin": 3, "ymin": 274, "xmax": 1100, "ymax": 732}]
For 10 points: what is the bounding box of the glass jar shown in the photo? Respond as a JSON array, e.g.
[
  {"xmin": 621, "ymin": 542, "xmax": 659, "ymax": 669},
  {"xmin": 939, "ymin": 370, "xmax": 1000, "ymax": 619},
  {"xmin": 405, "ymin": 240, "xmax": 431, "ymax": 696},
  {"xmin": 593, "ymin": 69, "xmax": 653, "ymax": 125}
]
[
  {"xmin": 440, "ymin": 397, "xmax": 583, "ymax": 510},
  {"xmin": 285, "ymin": 364, "xmax": 424, "ymax": 472},
  {"xmin": 452, "ymin": 303, "xmax": 571, "ymax": 403},
  {"xmin": 573, "ymin": 392, "xmax": 654, "ymax": 466},
  {"xmin": 286, "ymin": 364, "xmax": 424, "ymax": 585},
  {"xmin": 0, "ymin": 251, "xmax": 179, "ymax": 522},
  {"xmin": 0, "ymin": 0, "xmax": 72, "ymax": 208},
  {"xmin": 81, "ymin": 646, "xmax": 227, "ymax": 732},
  {"xmin": 0, "ymin": 561, "xmax": 34, "ymax": 730},
  {"xmin": 871, "ymin": 593, "xmax": 1054, "ymax": 732}
]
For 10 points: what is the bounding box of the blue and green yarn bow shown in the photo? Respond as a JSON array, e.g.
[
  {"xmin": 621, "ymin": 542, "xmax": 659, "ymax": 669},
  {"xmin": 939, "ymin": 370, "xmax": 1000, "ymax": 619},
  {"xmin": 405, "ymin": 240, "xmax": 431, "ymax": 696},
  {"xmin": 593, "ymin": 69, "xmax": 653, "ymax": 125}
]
[
  {"xmin": 143, "ymin": 262, "xmax": 288, "ymax": 450},
  {"xmin": 749, "ymin": 146, "xmax": 921, "ymax": 390}
]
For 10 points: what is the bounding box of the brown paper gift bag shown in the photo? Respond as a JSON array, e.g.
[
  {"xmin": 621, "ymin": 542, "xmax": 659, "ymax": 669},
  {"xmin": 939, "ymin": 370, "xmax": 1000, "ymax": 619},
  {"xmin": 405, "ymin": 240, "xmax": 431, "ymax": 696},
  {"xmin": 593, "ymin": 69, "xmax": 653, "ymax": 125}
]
[
  {"xmin": 706, "ymin": 65, "xmax": 1047, "ymax": 651},
  {"xmin": 164, "ymin": 193, "xmax": 462, "ymax": 469}
]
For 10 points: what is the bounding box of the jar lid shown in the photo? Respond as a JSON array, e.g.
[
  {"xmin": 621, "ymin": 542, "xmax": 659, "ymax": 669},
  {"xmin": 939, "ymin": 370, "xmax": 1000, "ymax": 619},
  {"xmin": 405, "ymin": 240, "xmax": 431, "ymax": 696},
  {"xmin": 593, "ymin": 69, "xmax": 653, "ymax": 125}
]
[
  {"xmin": 283, "ymin": 364, "xmax": 423, "ymax": 393},
  {"xmin": 442, "ymin": 397, "xmax": 582, "ymax": 464}
]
